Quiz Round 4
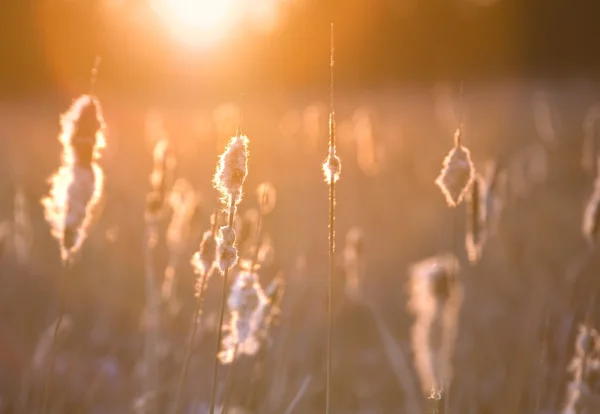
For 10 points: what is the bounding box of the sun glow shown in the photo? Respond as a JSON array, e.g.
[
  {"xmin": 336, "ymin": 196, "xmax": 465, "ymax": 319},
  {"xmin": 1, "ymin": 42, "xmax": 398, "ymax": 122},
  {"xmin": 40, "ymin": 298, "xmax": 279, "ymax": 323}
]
[{"xmin": 151, "ymin": 0, "xmax": 241, "ymax": 46}]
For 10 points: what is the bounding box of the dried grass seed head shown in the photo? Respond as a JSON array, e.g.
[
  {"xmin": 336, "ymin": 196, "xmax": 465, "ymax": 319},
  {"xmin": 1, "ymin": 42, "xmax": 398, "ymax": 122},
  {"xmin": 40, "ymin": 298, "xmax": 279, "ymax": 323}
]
[
  {"xmin": 256, "ymin": 182, "xmax": 277, "ymax": 214},
  {"xmin": 408, "ymin": 253, "xmax": 463, "ymax": 397},
  {"xmin": 219, "ymin": 269, "xmax": 269, "ymax": 363},
  {"xmin": 435, "ymin": 128, "xmax": 475, "ymax": 207},
  {"xmin": 42, "ymin": 94, "xmax": 106, "ymax": 261},
  {"xmin": 409, "ymin": 253, "xmax": 461, "ymax": 310},
  {"xmin": 217, "ymin": 225, "xmax": 238, "ymax": 272},
  {"xmin": 60, "ymin": 95, "xmax": 106, "ymax": 166},
  {"xmin": 466, "ymin": 173, "xmax": 487, "ymax": 264},
  {"xmin": 166, "ymin": 178, "xmax": 198, "ymax": 253},
  {"xmin": 13, "ymin": 188, "xmax": 33, "ymax": 264},
  {"xmin": 191, "ymin": 229, "xmax": 217, "ymax": 277},
  {"xmin": 213, "ymin": 134, "xmax": 249, "ymax": 205},
  {"xmin": 583, "ymin": 167, "xmax": 600, "ymax": 246},
  {"xmin": 323, "ymin": 152, "xmax": 341, "ymax": 184},
  {"xmin": 146, "ymin": 138, "xmax": 176, "ymax": 220}
]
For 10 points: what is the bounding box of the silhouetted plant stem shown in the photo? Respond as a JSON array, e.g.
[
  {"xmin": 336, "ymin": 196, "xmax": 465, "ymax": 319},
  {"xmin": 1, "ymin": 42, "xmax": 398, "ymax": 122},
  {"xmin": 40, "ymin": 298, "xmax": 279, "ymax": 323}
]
[
  {"xmin": 40, "ymin": 258, "xmax": 70, "ymax": 414},
  {"xmin": 171, "ymin": 268, "xmax": 210, "ymax": 414},
  {"xmin": 221, "ymin": 344, "xmax": 239, "ymax": 414},
  {"xmin": 209, "ymin": 200, "xmax": 236, "ymax": 414}
]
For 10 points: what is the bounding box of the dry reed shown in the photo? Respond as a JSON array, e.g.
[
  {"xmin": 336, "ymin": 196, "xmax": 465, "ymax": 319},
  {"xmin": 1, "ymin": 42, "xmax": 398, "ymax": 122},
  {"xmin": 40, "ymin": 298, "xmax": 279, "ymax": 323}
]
[
  {"xmin": 582, "ymin": 158, "xmax": 600, "ymax": 246},
  {"xmin": 39, "ymin": 60, "xmax": 106, "ymax": 413},
  {"xmin": 466, "ymin": 174, "xmax": 486, "ymax": 264},
  {"xmin": 170, "ymin": 213, "xmax": 218, "ymax": 414},
  {"xmin": 208, "ymin": 132, "xmax": 249, "ymax": 414},
  {"xmin": 408, "ymin": 253, "xmax": 463, "ymax": 400},
  {"xmin": 562, "ymin": 323, "xmax": 600, "ymax": 413},
  {"xmin": 322, "ymin": 23, "xmax": 340, "ymax": 414},
  {"xmin": 435, "ymin": 127, "xmax": 475, "ymax": 208}
]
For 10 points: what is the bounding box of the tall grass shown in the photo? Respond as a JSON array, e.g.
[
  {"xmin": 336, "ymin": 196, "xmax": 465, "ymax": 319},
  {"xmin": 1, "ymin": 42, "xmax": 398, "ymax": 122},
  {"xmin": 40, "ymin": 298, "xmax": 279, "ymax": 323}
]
[
  {"xmin": 39, "ymin": 61, "xmax": 106, "ymax": 412},
  {"xmin": 208, "ymin": 132, "xmax": 249, "ymax": 414}
]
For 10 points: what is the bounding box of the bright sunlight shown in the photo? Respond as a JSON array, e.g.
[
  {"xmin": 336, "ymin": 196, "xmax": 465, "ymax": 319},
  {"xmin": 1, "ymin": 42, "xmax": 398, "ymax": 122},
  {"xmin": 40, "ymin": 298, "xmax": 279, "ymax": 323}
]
[{"xmin": 150, "ymin": 0, "xmax": 241, "ymax": 47}]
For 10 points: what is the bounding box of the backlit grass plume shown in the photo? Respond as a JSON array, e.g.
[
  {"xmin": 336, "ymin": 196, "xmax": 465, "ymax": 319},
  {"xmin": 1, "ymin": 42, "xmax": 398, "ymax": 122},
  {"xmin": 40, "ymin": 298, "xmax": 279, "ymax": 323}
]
[
  {"xmin": 219, "ymin": 267, "xmax": 269, "ymax": 364},
  {"xmin": 562, "ymin": 324, "xmax": 600, "ymax": 414},
  {"xmin": 146, "ymin": 138, "xmax": 176, "ymax": 221},
  {"xmin": 435, "ymin": 128, "xmax": 475, "ymax": 207},
  {"xmin": 214, "ymin": 134, "xmax": 249, "ymax": 207},
  {"xmin": 466, "ymin": 174, "xmax": 486, "ymax": 263},
  {"xmin": 256, "ymin": 182, "xmax": 277, "ymax": 215},
  {"xmin": 171, "ymin": 214, "xmax": 218, "ymax": 414},
  {"xmin": 209, "ymin": 131, "xmax": 249, "ymax": 414},
  {"xmin": 324, "ymin": 24, "xmax": 340, "ymax": 414},
  {"xmin": 162, "ymin": 179, "xmax": 199, "ymax": 310},
  {"xmin": 343, "ymin": 227, "xmax": 365, "ymax": 300},
  {"xmin": 408, "ymin": 253, "xmax": 463, "ymax": 399},
  {"xmin": 583, "ymin": 158, "xmax": 600, "ymax": 246},
  {"xmin": 42, "ymin": 94, "xmax": 106, "ymax": 262}
]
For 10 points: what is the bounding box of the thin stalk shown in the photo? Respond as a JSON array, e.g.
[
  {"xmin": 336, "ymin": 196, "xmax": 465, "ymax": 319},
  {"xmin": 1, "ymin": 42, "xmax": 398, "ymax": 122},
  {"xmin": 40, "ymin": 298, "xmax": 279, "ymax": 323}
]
[
  {"xmin": 40, "ymin": 258, "xmax": 70, "ymax": 414},
  {"xmin": 143, "ymin": 222, "xmax": 160, "ymax": 414},
  {"xmin": 221, "ymin": 344, "xmax": 239, "ymax": 414},
  {"xmin": 325, "ymin": 22, "xmax": 336, "ymax": 414},
  {"xmin": 219, "ymin": 186, "xmax": 268, "ymax": 413},
  {"xmin": 209, "ymin": 199, "xmax": 236, "ymax": 414},
  {"xmin": 283, "ymin": 375, "xmax": 313, "ymax": 414},
  {"xmin": 171, "ymin": 212, "xmax": 219, "ymax": 414},
  {"xmin": 442, "ymin": 207, "xmax": 460, "ymax": 414},
  {"xmin": 170, "ymin": 269, "xmax": 210, "ymax": 414}
]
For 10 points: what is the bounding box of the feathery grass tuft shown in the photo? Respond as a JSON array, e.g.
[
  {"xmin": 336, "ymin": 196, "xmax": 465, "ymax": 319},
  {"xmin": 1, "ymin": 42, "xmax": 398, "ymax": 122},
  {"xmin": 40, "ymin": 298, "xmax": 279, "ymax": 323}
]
[
  {"xmin": 209, "ymin": 131, "xmax": 249, "ymax": 414},
  {"xmin": 408, "ymin": 253, "xmax": 463, "ymax": 400},
  {"xmin": 562, "ymin": 323, "xmax": 600, "ymax": 413},
  {"xmin": 42, "ymin": 94, "xmax": 106, "ymax": 262},
  {"xmin": 170, "ymin": 213, "xmax": 218, "ymax": 414},
  {"xmin": 583, "ymin": 158, "xmax": 600, "ymax": 246},
  {"xmin": 435, "ymin": 128, "xmax": 475, "ymax": 207},
  {"xmin": 466, "ymin": 173, "xmax": 486, "ymax": 264},
  {"xmin": 323, "ymin": 23, "xmax": 340, "ymax": 414}
]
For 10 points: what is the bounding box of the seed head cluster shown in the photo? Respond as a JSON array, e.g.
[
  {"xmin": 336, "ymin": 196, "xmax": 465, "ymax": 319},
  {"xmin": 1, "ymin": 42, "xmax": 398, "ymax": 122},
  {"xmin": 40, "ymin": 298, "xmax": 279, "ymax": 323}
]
[
  {"xmin": 219, "ymin": 269, "xmax": 269, "ymax": 363},
  {"xmin": 213, "ymin": 135, "xmax": 249, "ymax": 206},
  {"xmin": 256, "ymin": 182, "xmax": 277, "ymax": 215},
  {"xmin": 435, "ymin": 128, "xmax": 475, "ymax": 207},
  {"xmin": 146, "ymin": 138, "xmax": 176, "ymax": 221},
  {"xmin": 466, "ymin": 174, "xmax": 486, "ymax": 263},
  {"xmin": 42, "ymin": 95, "xmax": 106, "ymax": 262},
  {"xmin": 323, "ymin": 113, "xmax": 341, "ymax": 184},
  {"xmin": 583, "ymin": 159, "xmax": 600, "ymax": 246},
  {"xmin": 343, "ymin": 227, "xmax": 364, "ymax": 300},
  {"xmin": 408, "ymin": 253, "xmax": 463, "ymax": 399},
  {"xmin": 563, "ymin": 324, "xmax": 600, "ymax": 414}
]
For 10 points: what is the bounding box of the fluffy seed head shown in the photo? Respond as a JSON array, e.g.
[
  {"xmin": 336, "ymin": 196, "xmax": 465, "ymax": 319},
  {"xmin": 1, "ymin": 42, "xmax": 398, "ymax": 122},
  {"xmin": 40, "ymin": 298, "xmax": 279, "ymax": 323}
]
[
  {"xmin": 42, "ymin": 95, "xmax": 106, "ymax": 261},
  {"xmin": 59, "ymin": 95, "xmax": 106, "ymax": 166},
  {"xmin": 583, "ymin": 163, "xmax": 600, "ymax": 246},
  {"xmin": 13, "ymin": 188, "xmax": 33, "ymax": 264},
  {"xmin": 323, "ymin": 153, "xmax": 341, "ymax": 184},
  {"xmin": 213, "ymin": 135, "xmax": 249, "ymax": 205},
  {"xmin": 166, "ymin": 179, "xmax": 198, "ymax": 254},
  {"xmin": 191, "ymin": 230, "xmax": 217, "ymax": 277},
  {"xmin": 408, "ymin": 253, "xmax": 463, "ymax": 398},
  {"xmin": 563, "ymin": 323, "xmax": 600, "ymax": 414},
  {"xmin": 146, "ymin": 139, "xmax": 176, "ymax": 220},
  {"xmin": 219, "ymin": 269, "xmax": 269, "ymax": 363},
  {"xmin": 256, "ymin": 182, "xmax": 277, "ymax": 215},
  {"xmin": 466, "ymin": 174, "xmax": 487, "ymax": 264},
  {"xmin": 343, "ymin": 227, "xmax": 365, "ymax": 300},
  {"xmin": 435, "ymin": 128, "xmax": 475, "ymax": 207},
  {"xmin": 216, "ymin": 225, "xmax": 238, "ymax": 272}
]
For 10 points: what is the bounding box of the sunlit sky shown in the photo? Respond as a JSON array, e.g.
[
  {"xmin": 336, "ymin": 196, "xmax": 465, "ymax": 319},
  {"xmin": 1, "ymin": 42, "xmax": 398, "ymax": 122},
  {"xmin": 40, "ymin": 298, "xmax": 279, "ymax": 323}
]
[{"xmin": 149, "ymin": 0, "xmax": 283, "ymax": 47}]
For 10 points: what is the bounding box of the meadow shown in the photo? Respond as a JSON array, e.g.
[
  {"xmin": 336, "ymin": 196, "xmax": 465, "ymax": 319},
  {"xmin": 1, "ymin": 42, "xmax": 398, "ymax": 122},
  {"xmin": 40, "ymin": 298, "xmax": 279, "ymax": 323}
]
[{"xmin": 0, "ymin": 81, "xmax": 599, "ymax": 413}]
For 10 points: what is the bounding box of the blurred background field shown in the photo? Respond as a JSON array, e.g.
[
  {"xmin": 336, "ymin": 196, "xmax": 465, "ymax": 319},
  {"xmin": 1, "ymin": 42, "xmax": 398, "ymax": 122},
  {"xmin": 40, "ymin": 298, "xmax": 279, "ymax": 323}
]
[
  {"xmin": 3, "ymin": 0, "xmax": 600, "ymax": 412},
  {"xmin": 1, "ymin": 83, "xmax": 600, "ymax": 412}
]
